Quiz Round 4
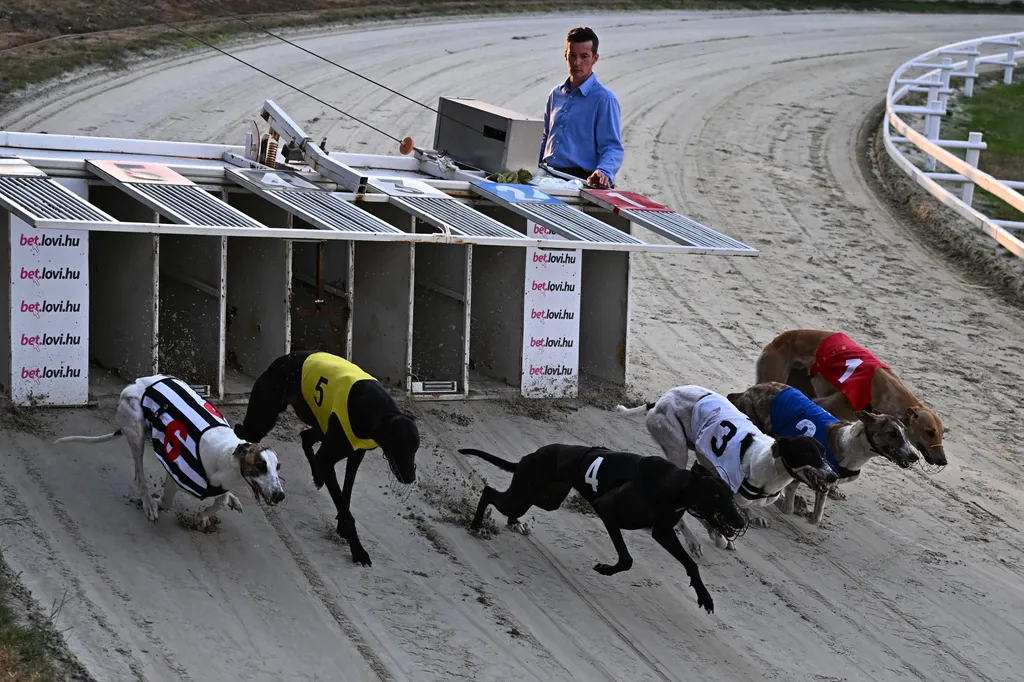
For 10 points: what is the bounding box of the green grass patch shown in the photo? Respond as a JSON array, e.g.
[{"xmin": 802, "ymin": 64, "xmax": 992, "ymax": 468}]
[
  {"xmin": 943, "ymin": 73, "xmax": 1024, "ymax": 223},
  {"xmin": 0, "ymin": 565, "xmax": 66, "ymax": 682}
]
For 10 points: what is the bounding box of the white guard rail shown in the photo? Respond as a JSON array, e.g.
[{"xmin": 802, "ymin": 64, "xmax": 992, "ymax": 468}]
[{"xmin": 884, "ymin": 31, "xmax": 1024, "ymax": 258}]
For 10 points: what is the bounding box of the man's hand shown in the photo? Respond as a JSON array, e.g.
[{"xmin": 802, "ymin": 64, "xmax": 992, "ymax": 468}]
[{"xmin": 587, "ymin": 169, "xmax": 611, "ymax": 188}]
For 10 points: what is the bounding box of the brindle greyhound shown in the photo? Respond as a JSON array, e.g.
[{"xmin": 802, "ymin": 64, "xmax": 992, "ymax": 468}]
[
  {"xmin": 727, "ymin": 382, "xmax": 920, "ymax": 524},
  {"xmin": 755, "ymin": 329, "xmax": 946, "ymax": 472}
]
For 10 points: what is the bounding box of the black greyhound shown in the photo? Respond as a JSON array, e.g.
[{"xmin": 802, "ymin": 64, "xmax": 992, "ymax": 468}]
[
  {"xmin": 460, "ymin": 443, "xmax": 748, "ymax": 613},
  {"xmin": 235, "ymin": 350, "xmax": 419, "ymax": 566}
]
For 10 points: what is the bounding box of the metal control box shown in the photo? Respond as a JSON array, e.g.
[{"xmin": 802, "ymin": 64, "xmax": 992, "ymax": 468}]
[{"xmin": 433, "ymin": 97, "xmax": 544, "ymax": 174}]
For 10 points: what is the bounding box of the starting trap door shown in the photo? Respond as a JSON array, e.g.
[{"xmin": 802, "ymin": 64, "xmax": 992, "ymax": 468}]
[
  {"xmin": 1, "ymin": 159, "xmax": 98, "ymax": 405},
  {"xmin": 580, "ymin": 189, "xmax": 758, "ymax": 254},
  {"xmin": 367, "ymin": 176, "xmax": 530, "ymax": 398},
  {"xmin": 466, "ymin": 181, "xmax": 646, "ymax": 398},
  {"xmin": 85, "ymin": 159, "xmax": 239, "ymax": 397},
  {"xmin": 227, "ymin": 169, "xmax": 412, "ymax": 387}
]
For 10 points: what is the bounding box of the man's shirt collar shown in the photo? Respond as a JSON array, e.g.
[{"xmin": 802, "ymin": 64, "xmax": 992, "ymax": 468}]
[{"xmin": 560, "ymin": 72, "xmax": 598, "ymax": 96}]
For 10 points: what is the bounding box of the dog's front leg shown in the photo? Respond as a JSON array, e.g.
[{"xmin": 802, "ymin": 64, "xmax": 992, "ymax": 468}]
[
  {"xmin": 319, "ymin": 448, "xmax": 371, "ymax": 567},
  {"xmin": 808, "ymin": 490, "xmax": 828, "ymax": 524},
  {"xmin": 776, "ymin": 480, "xmax": 799, "ymax": 515},
  {"xmin": 593, "ymin": 517, "xmax": 633, "ymax": 576},
  {"xmin": 198, "ymin": 493, "xmax": 240, "ymax": 530},
  {"xmin": 651, "ymin": 523, "xmax": 714, "ymax": 613}
]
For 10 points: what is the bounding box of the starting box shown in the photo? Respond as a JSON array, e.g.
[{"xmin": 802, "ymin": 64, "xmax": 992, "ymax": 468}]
[{"xmin": 0, "ymin": 99, "xmax": 757, "ymax": 407}]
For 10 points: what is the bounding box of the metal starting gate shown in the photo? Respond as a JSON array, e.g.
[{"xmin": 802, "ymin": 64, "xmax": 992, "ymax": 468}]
[{"xmin": 0, "ymin": 99, "xmax": 757, "ymax": 406}]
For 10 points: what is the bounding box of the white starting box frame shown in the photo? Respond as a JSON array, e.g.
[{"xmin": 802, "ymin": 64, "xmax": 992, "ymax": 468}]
[{"xmin": 0, "ymin": 99, "xmax": 757, "ymax": 406}]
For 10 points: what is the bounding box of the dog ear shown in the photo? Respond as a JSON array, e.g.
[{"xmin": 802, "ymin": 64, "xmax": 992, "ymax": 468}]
[
  {"xmin": 726, "ymin": 392, "xmax": 742, "ymax": 405},
  {"xmin": 854, "ymin": 410, "xmax": 879, "ymax": 424},
  {"xmin": 904, "ymin": 406, "xmax": 919, "ymax": 420}
]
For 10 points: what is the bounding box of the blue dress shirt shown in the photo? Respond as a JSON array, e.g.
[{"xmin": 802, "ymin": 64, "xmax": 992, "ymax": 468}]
[{"xmin": 539, "ymin": 73, "xmax": 624, "ymax": 185}]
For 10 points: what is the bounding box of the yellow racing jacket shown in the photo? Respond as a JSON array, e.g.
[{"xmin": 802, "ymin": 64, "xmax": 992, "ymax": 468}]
[{"xmin": 300, "ymin": 352, "xmax": 379, "ymax": 451}]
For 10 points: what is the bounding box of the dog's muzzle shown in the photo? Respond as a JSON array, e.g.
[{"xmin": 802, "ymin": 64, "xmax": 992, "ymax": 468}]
[{"xmin": 690, "ymin": 505, "xmax": 749, "ymax": 540}]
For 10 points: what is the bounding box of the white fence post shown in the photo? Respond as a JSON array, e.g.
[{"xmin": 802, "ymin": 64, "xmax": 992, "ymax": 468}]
[
  {"xmin": 964, "ymin": 48, "xmax": 978, "ymax": 96},
  {"xmin": 1004, "ymin": 40, "xmax": 1018, "ymax": 84},
  {"xmin": 961, "ymin": 132, "xmax": 984, "ymax": 206},
  {"xmin": 924, "ymin": 94, "xmax": 942, "ymax": 171},
  {"xmin": 884, "ymin": 31, "xmax": 1024, "ymax": 260}
]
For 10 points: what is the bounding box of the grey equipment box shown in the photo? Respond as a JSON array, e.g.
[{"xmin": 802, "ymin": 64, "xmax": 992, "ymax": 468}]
[{"xmin": 432, "ymin": 97, "xmax": 544, "ymax": 175}]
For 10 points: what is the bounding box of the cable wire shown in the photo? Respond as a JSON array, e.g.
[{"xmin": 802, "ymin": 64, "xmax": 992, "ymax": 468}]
[
  {"xmin": 110, "ymin": 0, "xmax": 403, "ymax": 145},
  {"xmin": 193, "ymin": 0, "xmax": 485, "ymax": 137}
]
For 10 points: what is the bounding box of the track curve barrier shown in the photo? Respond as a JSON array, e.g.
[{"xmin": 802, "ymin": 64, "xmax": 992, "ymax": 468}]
[{"xmin": 884, "ymin": 31, "xmax": 1024, "ymax": 258}]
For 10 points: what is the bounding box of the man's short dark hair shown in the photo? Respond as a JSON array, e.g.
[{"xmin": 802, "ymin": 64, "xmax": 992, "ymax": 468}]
[{"xmin": 566, "ymin": 26, "xmax": 599, "ymax": 55}]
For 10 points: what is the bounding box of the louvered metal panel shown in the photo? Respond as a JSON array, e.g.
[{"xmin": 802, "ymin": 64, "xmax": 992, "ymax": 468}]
[
  {"xmin": 0, "ymin": 176, "xmax": 115, "ymax": 222},
  {"xmin": 469, "ymin": 180, "xmax": 646, "ymax": 245},
  {"xmin": 395, "ymin": 196, "xmax": 527, "ymax": 240}
]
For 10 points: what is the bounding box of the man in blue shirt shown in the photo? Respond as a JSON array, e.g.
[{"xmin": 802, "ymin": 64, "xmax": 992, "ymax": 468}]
[{"xmin": 539, "ymin": 27, "xmax": 624, "ymax": 189}]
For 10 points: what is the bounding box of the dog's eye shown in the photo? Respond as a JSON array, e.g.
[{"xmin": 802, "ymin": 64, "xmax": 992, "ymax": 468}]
[
  {"xmin": 277, "ymin": 462, "xmax": 281, "ymax": 471},
  {"xmin": 926, "ymin": 429, "xmax": 936, "ymax": 438}
]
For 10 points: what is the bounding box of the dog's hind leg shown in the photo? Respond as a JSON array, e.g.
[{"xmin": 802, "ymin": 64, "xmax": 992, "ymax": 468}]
[
  {"xmin": 645, "ymin": 410, "xmax": 691, "ymax": 470},
  {"xmin": 756, "ymin": 343, "xmax": 790, "ymax": 384},
  {"xmin": 159, "ymin": 472, "xmax": 178, "ymax": 512},
  {"xmin": 117, "ymin": 396, "xmax": 157, "ymax": 522},
  {"xmin": 651, "ymin": 522, "xmax": 714, "ymax": 613},
  {"xmin": 300, "ymin": 428, "xmax": 324, "ymax": 489},
  {"xmin": 676, "ymin": 516, "xmax": 704, "ymax": 559},
  {"xmin": 592, "ymin": 518, "xmax": 634, "ymax": 576},
  {"xmin": 234, "ymin": 357, "xmax": 295, "ymax": 442}
]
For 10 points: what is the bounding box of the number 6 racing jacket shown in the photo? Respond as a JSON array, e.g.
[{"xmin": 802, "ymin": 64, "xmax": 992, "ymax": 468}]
[{"xmin": 141, "ymin": 377, "xmax": 230, "ymax": 500}]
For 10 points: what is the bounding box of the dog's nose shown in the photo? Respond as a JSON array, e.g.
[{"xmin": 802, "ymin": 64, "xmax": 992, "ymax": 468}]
[{"xmin": 271, "ymin": 490, "xmax": 285, "ymax": 504}]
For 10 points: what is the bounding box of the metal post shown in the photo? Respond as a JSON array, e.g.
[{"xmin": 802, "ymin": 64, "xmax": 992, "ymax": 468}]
[
  {"xmin": 962, "ymin": 132, "xmax": 983, "ymax": 206},
  {"xmin": 939, "ymin": 57, "xmax": 953, "ymax": 109},
  {"xmin": 964, "ymin": 49, "xmax": 977, "ymax": 97},
  {"xmin": 1005, "ymin": 42, "xmax": 1018, "ymax": 84},
  {"xmin": 925, "ymin": 87, "xmax": 942, "ymax": 171}
]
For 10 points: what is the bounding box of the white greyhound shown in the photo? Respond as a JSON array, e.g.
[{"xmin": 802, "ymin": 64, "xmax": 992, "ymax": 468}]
[{"xmin": 54, "ymin": 374, "xmax": 286, "ymax": 530}]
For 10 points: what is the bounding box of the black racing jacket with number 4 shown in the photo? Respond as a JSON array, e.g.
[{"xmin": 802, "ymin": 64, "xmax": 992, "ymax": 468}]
[{"xmin": 564, "ymin": 446, "xmax": 670, "ymax": 509}]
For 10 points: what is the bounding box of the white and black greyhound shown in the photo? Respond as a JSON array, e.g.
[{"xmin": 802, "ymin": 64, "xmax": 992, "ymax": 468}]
[
  {"xmin": 616, "ymin": 385, "xmax": 837, "ymax": 553},
  {"xmin": 54, "ymin": 374, "xmax": 286, "ymax": 530}
]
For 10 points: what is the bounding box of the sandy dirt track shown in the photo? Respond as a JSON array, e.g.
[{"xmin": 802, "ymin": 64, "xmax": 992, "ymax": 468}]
[{"xmin": 2, "ymin": 9, "xmax": 1024, "ymax": 682}]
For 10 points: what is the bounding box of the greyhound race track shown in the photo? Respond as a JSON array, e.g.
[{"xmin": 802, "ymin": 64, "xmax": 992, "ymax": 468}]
[{"xmin": 3, "ymin": 9, "xmax": 1024, "ymax": 682}]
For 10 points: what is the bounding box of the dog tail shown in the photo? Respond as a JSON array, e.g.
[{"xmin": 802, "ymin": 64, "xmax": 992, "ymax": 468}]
[
  {"xmin": 458, "ymin": 448, "xmax": 518, "ymax": 473},
  {"xmin": 52, "ymin": 429, "xmax": 123, "ymax": 445},
  {"xmin": 614, "ymin": 402, "xmax": 655, "ymax": 417}
]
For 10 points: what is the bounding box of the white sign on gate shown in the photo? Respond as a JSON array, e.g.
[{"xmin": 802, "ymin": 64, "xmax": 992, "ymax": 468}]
[
  {"xmin": 9, "ymin": 193, "xmax": 90, "ymax": 405},
  {"xmin": 521, "ymin": 220, "xmax": 582, "ymax": 398}
]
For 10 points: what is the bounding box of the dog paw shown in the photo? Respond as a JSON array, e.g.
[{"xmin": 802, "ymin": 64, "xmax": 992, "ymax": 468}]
[
  {"xmin": 227, "ymin": 493, "xmax": 243, "ymax": 513},
  {"xmin": 351, "ymin": 547, "xmax": 372, "ymax": 567},
  {"xmin": 714, "ymin": 534, "xmax": 729, "ymax": 550},
  {"xmin": 751, "ymin": 516, "xmax": 770, "ymax": 529},
  {"xmin": 827, "ymin": 487, "xmax": 846, "ymax": 501},
  {"xmin": 693, "ymin": 584, "xmax": 714, "ymax": 613},
  {"xmin": 804, "ymin": 512, "xmax": 820, "ymax": 525},
  {"xmin": 142, "ymin": 498, "xmax": 159, "ymax": 522},
  {"xmin": 508, "ymin": 520, "xmax": 530, "ymax": 536},
  {"xmin": 198, "ymin": 515, "xmax": 219, "ymax": 531},
  {"xmin": 593, "ymin": 562, "xmax": 625, "ymax": 576},
  {"xmin": 793, "ymin": 496, "xmax": 809, "ymax": 514}
]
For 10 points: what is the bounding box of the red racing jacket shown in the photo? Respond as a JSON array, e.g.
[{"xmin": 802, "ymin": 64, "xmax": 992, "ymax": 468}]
[{"xmin": 809, "ymin": 332, "xmax": 890, "ymax": 411}]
